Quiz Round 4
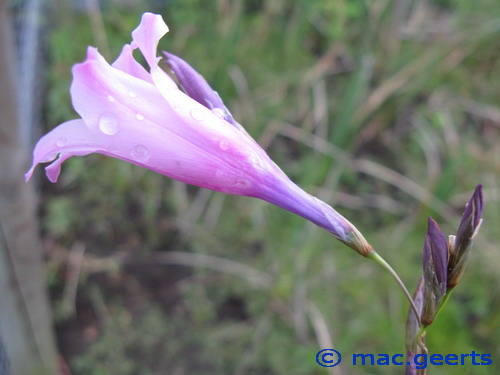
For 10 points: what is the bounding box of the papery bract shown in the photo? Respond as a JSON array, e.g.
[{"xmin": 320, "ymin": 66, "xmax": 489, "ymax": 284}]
[{"xmin": 26, "ymin": 12, "xmax": 372, "ymax": 256}]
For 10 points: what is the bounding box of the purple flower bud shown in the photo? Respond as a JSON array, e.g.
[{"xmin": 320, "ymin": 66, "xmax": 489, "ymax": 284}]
[
  {"xmin": 448, "ymin": 184, "xmax": 484, "ymax": 288},
  {"xmin": 424, "ymin": 218, "xmax": 448, "ymax": 291},
  {"xmin": 422, "ymin": 217, "xmax": 448, "ymax": 326},
  {"xmin": 163, "ymin": 51, "xmax": 236, "ymax": 126}
]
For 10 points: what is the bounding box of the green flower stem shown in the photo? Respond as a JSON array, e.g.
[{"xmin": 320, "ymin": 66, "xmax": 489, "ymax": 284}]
[
  {"xmin": 434, "ymin": 288, "xmax": 453, "ymax": 319},
  {"xmin": 417, "ymin": 324, "xmax": 427, "ymax": 341},
  {"xmin": 367, "ymin": 251, "xmax": 421, "ymax": 323}
]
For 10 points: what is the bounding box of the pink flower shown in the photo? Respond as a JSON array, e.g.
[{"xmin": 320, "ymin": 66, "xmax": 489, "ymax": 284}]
[{"xmin": 26, "ymin": 12, "xmax": 372, "ymax": 256}]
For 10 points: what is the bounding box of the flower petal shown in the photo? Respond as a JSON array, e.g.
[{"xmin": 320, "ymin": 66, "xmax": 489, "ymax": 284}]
[
  {"xmin": 25, "ymin": 119, "xmax": 103, "ymax": 182},
  {"xmin": 112, "ymin": 44, "xmax": 153, "ymax": 83},
  {"xmin": 71, "ymin": 47, "xmax": 179, "ymax": 134},
  {"xmin": 164, "ymin": 51, "xmax": 236, "ymax": 126},
  {"xmin": 131, "ymin": 12, "xmax": 177, "ymax": 91},
  {"xmin": 131, "ymin": 12, "xmax": 168, "ymax": 68}
]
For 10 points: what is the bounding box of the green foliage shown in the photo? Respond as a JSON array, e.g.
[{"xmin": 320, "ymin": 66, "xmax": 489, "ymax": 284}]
[{"xmin": 41, "ymin": 0, "xmax": 499, "ymax": 374}]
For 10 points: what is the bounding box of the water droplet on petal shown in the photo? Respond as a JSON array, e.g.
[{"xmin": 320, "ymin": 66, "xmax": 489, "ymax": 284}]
[
  {"xmin": 99, "ymin": 114, "xmax": 119, "ymax": 135},
  {"xmin": 219, "ymin": 139, "xmax": 229, "ymax": 150},
  {"xmin": 131, "ymin": 145, "xmax": 150, "ymax": 162},
  {"xmin": 190, "ymin": 108, "xmax": 205, "ymax": 121},
  {"xmin": 107, "ymin": 95, "xmax": 116, "ymax": 103},
  {"xmin": 56, "ymin": 137, "xmax": 67, "ymax": 147},
  {"xmin": 235, "ymin": 179, "xmax": 251, "ymax": 188},
  {"xmin": 170, "ymin": 100, "xmax": 180, "ymax": 110},
  {"xmin": 136, "ymin": 113, "xmax": 145, "ymax": 121},
  {"xmin": 212, "ymin": 108, "xmax": 225, "ymax": 118},
  {"xmin": 248, "ymin": 155, "xmax": 266, "ymax": 171},
  {"xmin": 128, "ymin": 90, "xmax": 137, "ymax": 98}
]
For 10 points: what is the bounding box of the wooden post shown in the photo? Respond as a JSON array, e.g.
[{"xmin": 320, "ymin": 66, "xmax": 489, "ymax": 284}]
[{"xmin": 0, "ymin": 2, "xmax": 59, "ymax": 375}]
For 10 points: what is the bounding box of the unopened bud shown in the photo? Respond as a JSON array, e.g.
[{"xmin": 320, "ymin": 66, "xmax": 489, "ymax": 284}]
[
  {"xmin": 448, "ymin": 185, "xmax": 483, "ymax": 288},
  {"xmin": 421, "ymin": 217, "xmax": 448, "ymax": 326}
]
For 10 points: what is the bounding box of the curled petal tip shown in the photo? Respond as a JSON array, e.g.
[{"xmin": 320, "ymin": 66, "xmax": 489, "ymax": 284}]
[
  {"xmin": 83, "ymin": 46, "xmax": 102, "ymax": 64},
  {"xmin": 24, "ymin": 167, "xmax": 35, "ymax": 182},
  {"xmin": 45, "ymin": 155, "xmax": 63, "ymax": 183},
  {"xmin": 131, "ymin": 12, "xmax": 169, "ymax": 69}
]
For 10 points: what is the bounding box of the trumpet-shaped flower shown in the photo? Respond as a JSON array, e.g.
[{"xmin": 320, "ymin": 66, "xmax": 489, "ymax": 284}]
[{"xmin": 26, "ymin": 12, "xmax": 372, "ymax": 256}]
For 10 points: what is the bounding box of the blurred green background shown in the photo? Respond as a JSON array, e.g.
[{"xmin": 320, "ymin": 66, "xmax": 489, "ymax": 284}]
[{"xmin": 34, "ymin": 0, "xmax": 500, "ymax": 374}]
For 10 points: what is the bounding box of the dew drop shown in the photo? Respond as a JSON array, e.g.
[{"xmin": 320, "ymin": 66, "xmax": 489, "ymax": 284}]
[
  {"xmin": 131, "ymin": 145, "xmax": 150, "ymax": 162},
  {"xmin": 235, "ymin": 179, "xmax": 250, "ymax": 188},
  {"xmin": 190, "ymin": 108, "xmax": 205, "ymax": 121},
  {"xmin": 212, "ymin": 108, "xmax": 225, "ymax": 118},
  {"xmin": 136, "ymin": 113, "xmax": 145, "ymax": 121},
  {"xmin": 219, "ymin": 139, "xmax": 229, "ymax": 150},
  {"xmin": 98, "ymin": 114, "xmax": 119, "ymax": 135},
  {"xmin": 107, "ymin": 95, "xmax": 116, "ymax": 103},
  {"xmin": 56, "ymin": 137, "xmax": 67, "ymax": 147},
  {"xmin": 248, "ymin": 155, "xmax": 264, "ymax": 170},
  {"xmin": 171, "ymin": 101, "xmax": 180, "ymax": 110},
  {"xmin": 128, "ymin": 90, "xmax": 137, "ymax": 98}
]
